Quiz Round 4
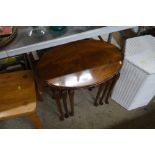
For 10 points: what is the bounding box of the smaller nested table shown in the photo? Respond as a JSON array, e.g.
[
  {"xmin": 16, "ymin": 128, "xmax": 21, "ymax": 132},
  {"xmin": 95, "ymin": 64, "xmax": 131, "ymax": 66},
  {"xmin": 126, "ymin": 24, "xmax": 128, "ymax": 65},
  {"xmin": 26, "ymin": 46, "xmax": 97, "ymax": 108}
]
[{"xmin": 37, "ymin": 39, "xmax": 123, "ymax": 120}]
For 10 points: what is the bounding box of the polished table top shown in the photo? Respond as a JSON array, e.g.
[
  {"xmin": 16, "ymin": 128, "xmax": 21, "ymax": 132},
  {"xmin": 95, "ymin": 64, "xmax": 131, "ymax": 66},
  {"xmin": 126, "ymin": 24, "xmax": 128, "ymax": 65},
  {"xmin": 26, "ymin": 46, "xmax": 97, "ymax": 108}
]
[
  {"xmin": 38, "ymin": 39, "xmax": 123, "ymax": 89},
  {"xmin": 0, "ymin": 26, "xmax": 133, "ymax": 59}
]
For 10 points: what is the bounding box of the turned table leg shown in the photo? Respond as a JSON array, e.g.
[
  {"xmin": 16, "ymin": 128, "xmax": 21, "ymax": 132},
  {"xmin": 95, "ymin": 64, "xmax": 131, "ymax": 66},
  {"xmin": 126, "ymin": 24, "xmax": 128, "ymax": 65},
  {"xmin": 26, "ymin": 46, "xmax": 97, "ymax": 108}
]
[
  {"xmin": 94, "ymin": 84, "xmax": 104, "ymax": 106},
  {"xmin": 99, "ymin": 82, "xmax": 109, "ymax": 105},
  {"xmin": 62, "ymin": 90, "xmax": 69, "ymax": 118},
  {"xmin": 104, "ymin": 80, "xmax": 113, "ymax": 104},
  {"xmin": 53, "ymin": 90, "xmax": 64, "ymax": 121},
  {"xmin": 30, "ymin": 112, "xmax": 42, "ymax": 129},
  {"xmin": 105, "ymin": 74, "xmax": 120, "ymax": 104},
  {"xmin": 68, "ymin": 90, "xmax": 74, "ymax": 116}
]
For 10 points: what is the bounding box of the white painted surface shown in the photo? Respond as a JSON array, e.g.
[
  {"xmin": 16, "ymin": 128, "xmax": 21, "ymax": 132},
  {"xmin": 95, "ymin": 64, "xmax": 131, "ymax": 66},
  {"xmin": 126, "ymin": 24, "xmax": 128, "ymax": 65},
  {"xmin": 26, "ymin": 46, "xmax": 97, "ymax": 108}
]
[
  {"xmin": 112, "ymin": 35, "xmax": 155, "ymax": 110},
  {"xmin": 1, "ymin": 26, "xmax": 134, "ymax": 58}
]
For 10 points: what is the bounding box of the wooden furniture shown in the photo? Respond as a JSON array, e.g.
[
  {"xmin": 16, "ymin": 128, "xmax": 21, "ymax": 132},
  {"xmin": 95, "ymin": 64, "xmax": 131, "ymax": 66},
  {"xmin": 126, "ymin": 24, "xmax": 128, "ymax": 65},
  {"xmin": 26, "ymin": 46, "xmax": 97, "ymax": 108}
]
[
  {"xmin": 0, "ymin": 70, "xmax": 41, "ymax": 128},
  {"xmin": 37, "ymin": 39, "xmax": 123, "ymax": 120}
]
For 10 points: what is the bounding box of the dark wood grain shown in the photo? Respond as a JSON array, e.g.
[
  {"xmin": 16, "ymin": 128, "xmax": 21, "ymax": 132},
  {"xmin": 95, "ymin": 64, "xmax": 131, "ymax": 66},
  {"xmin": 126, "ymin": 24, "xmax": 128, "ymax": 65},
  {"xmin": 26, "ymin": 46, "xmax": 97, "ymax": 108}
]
[
  {"xmin": 94, "ymin": 84, "xmax": 104, "ymax": 106},
  {"xmin": 53, "ymin": 90, "xmax": 64, "ymax": 120},
  {"xmin": 62, "ymin": 90, "xmax": 69, "ymax": 118},
  {"xmin": 68, "ymin": 90, "xmax": 74, "ymax": 116},
  {"xmin": 37, "ymin": 39, "xmax": 123, "ymax": 89},
  {"xmin": 36, "ymin": 39, "xmax": 123, "ymax": 120}
]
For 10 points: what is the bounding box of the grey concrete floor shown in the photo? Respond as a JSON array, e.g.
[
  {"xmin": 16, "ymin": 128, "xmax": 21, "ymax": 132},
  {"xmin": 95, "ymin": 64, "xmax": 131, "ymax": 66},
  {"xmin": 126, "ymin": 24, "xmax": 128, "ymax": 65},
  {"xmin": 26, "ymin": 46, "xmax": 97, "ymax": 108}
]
[{"xmin": 0, "ymin": 86, "xmax": 155, "ymax": 129}]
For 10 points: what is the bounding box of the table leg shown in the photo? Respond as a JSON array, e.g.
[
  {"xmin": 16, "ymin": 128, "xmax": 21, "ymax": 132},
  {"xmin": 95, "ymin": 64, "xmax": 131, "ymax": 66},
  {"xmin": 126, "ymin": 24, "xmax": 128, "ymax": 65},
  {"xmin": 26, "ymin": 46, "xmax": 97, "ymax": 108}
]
[
  {"xmin": 53, "ymin": 90, "xmax": 64, "ymax": 121},
  {"xmin": 62, "ymin": 90, "xmax": 69, "ymax": 118},
  {"xmin": 94, "ymin": 84, "xmax": 104, "ymax": 106},
  {"xmin": 68, "ymin": 90, "xmax": 74, "ymax": 116},
  {"xmin": 104, "ymin": 80, "xmax": 113, "ymax": 104},
  {"xmin": 99, "ymin": 82, "xmax": 109, "ymax": 105},
  {"xmin": 30, "ymin": 112, "xmax": 42, "ymax": 129},
  {"xmin": 105, "ymin": 74, "xmax": 120, "ymax": 104}
]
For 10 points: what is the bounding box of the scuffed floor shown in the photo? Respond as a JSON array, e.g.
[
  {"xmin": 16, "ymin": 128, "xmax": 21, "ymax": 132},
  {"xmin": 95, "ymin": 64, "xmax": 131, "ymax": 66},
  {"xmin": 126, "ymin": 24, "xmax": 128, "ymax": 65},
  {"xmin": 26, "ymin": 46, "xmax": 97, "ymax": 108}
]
[{"xmin": 0, "ymin": 87, "xmax": 155, "ymax": 129}]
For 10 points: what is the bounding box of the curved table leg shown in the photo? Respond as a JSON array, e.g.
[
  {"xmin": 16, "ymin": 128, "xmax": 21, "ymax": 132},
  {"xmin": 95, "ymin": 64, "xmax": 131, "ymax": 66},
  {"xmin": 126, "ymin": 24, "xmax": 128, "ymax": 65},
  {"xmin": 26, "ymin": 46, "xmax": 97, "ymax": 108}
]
[{"xmin": 68, "ymin": 90, "xmax": 74, "ymax": 116}]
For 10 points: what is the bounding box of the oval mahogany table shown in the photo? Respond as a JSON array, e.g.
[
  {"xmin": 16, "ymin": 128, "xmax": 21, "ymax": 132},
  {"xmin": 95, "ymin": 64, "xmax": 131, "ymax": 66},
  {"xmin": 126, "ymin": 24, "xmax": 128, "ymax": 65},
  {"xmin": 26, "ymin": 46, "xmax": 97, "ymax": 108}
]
[{"xmin": 37, "ymin": 39, "xmax": 123, "ymax": 120}]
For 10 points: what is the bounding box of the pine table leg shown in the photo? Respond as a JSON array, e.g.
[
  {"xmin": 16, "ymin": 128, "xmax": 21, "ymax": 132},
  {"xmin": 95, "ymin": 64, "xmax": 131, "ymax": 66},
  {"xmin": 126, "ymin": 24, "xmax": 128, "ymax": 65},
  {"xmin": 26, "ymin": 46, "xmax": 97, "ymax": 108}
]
[{"xmin": 30, "ymin": 112, "xmax": 42, "ymax": 129}]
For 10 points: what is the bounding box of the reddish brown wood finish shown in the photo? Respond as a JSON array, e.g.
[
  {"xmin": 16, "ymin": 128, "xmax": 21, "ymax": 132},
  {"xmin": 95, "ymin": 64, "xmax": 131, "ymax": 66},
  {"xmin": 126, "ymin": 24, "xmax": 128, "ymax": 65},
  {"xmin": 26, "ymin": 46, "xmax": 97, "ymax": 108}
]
[
  {"xmin": 94, "ymin": 84, "xmax": 104, "ymax": 106},
  {"xmin": 37, "ymin": 39, "xmax": 123, "ymax": 120},
  {"xmin": 68, "ymin": 90, "xmax": 74, "ymax": 116},
  {"xmin": 62, "ymin": 90, "xmax": 69, "ymax": 118},
  {"xmin": 38, "ymin": 39, "xmax": 123, "ymax": 89},
  {"xmin": 53, "ymin": 90, "xmax": 64, "ymax": 120}
]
